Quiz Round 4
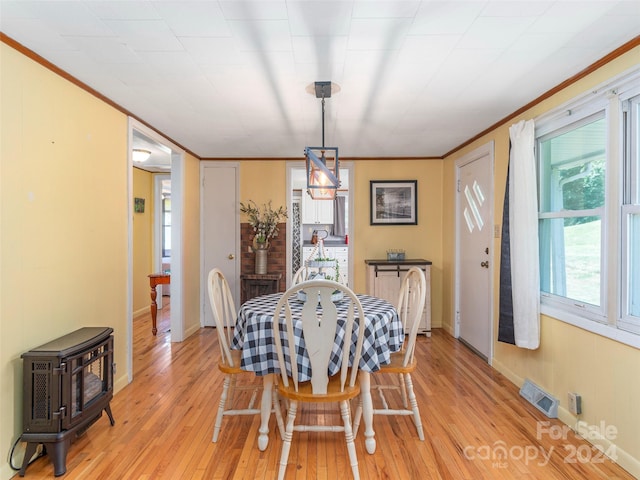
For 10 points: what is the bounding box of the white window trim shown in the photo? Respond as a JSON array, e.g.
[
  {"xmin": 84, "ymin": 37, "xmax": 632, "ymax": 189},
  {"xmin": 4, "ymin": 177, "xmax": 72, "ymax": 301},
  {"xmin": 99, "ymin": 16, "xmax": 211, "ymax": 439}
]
[
  {"xmin": 619, "ymin": 85, "xmax": 640, "ymax": 333},
  {"xmin": 541, "ymin": 303, "xmax": 640, "ymax": 349},
  {"xmin": 536, "ymin": 65, "xmax": 640, "ymax": 349}
]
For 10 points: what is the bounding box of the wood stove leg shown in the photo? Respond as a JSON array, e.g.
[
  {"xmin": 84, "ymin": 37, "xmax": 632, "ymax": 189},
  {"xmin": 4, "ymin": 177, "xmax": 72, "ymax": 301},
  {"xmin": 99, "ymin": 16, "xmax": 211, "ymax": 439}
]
[
  {"xmin": 44, "ymin": 440, "xmax": 70, "ymax": 477},
  {"xmin": 18, "ymin": 442, "xmax": 39, "ymax": 477},
  {"xmin": 105, "ymin": 403, "xmax": 115, "ymax": 426}
]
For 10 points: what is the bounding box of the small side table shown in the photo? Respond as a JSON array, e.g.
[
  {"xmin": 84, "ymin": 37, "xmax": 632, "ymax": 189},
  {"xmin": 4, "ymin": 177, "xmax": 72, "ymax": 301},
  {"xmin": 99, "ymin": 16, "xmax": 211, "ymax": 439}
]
[
  {"xmin": 148, "ymin": 273, "xmax": 170, "ymax": 335},
  {"xmin": 240, "ymin": 273, "xmax": 282, "ymax": 304}
]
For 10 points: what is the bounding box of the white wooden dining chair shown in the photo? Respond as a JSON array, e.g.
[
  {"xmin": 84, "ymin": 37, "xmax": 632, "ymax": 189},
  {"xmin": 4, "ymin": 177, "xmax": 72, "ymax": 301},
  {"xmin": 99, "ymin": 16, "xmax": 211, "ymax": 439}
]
[
  {"xmin": 291, "ymin": 265, "xmax": 309, "ymax": 285},
  {"xmin": 353, "ymin": 266, "xmax": 427, "ymax": 441},
  {"xmin": 207, "ymin": 268, "xmax": 285, "ymax": 443},
  {"xmin": 272, "ymin": 279, "xmax": 365, "ymax": 480}
]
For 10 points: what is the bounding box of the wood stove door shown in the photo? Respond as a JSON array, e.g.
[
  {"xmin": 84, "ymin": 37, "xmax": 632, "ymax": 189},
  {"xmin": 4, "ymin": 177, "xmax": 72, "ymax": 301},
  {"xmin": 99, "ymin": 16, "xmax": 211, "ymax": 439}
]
[
  {"xmin": 62, "ymin": 336, "xmax": 112, "ymax": 430},
  {"xmin": 21, "ymin": 355, "xmax": 64, "ymax": 433}
]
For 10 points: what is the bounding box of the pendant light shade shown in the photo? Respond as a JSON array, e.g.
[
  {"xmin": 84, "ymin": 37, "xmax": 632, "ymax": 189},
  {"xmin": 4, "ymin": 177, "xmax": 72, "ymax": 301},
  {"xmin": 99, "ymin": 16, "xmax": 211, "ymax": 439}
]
[
  {"xmin": 132, "ymin": 148, "xmax": 152, "ymax": 162},
  {"xmin": 305, "ymin": 81, "xmax": 340, "ymax": 200},
  {"xmin": 305, "ymin": 147, "xmax": 339, "ymax": 200}
]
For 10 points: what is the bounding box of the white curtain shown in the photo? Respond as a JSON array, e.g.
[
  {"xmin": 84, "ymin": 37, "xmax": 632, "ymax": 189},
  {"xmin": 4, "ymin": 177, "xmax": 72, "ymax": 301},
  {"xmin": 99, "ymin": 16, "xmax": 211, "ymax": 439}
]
[{"xmin": 509, "ymin": 119, "xmax": 540, "ymax": 349}]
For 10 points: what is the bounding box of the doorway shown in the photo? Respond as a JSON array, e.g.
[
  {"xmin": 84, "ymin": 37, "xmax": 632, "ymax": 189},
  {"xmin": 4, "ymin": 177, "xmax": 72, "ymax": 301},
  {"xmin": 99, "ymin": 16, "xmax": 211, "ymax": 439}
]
[
  {"xmin": 127, "ymin": 118, "xmax": 185, "ymax": 382},
  {"xmin": 286, "ymin": 161, "xmax": 354, "ymax": 288},
  {"xmin": 154, "ymin": 174, "xmax": 171, "ymax": 309},
  {"xmin": 455, "ymin": 142, "xmax": 494, "ymax": 362}
]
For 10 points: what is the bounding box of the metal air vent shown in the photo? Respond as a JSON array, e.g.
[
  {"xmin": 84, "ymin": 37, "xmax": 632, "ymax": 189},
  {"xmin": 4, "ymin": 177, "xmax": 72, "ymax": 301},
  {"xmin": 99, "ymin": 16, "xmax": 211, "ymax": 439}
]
[{"xmin": 519, "ymin": 379, "xmax": 559, "ymax": 418}]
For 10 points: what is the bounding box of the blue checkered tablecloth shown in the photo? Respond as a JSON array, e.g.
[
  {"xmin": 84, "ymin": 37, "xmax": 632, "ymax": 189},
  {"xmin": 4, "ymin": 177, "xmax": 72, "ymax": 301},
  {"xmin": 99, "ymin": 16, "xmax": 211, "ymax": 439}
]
[{"xmin": 231, "ymin": 292, "xmax": 404, "ymax": 381}]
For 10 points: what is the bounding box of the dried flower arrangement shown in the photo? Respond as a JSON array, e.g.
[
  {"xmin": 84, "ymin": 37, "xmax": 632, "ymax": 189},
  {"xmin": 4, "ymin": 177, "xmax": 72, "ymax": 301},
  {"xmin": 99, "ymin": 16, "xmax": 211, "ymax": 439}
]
[{"xmin": 239, "ymin": 200, "xmax": 288, "ymax": 245}]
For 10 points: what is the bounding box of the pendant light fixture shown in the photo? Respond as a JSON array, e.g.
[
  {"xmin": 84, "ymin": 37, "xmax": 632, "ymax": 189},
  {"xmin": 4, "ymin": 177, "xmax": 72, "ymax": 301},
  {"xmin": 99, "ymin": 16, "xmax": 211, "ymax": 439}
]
[{"xmin": 305, "ymin": 81, "xmax": 340, "ymax": 200}]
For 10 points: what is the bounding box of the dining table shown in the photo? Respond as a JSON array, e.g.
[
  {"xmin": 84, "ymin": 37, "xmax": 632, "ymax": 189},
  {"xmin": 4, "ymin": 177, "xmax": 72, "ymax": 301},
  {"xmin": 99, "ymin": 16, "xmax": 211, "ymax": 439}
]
[{"xmin": 231, "ymin": 290, "xmax": 404, "ymax": 454}]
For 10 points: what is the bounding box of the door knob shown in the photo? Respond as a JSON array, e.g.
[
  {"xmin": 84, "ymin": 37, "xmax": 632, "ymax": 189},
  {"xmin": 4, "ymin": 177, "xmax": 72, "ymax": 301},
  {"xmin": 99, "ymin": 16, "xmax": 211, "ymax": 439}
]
[
  {"xmin": 228, "ymin": 254, "xmax": 235, "ymax": 260},
  {"xmin": 480, "ymin": 261, "xmax": 489, "ymax": 268}
]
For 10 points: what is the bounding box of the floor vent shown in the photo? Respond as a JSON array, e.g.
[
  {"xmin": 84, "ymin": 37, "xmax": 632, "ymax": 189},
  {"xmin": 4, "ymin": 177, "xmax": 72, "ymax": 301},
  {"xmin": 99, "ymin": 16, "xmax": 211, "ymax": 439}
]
[{"xmin": 519, "ymin": 379, "xmax": 559, "ymax": 418}]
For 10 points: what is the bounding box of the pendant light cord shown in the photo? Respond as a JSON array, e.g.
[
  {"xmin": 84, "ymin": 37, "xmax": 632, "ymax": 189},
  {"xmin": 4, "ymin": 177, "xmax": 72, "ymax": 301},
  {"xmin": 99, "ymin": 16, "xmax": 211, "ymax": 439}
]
[{"xmin": 321, "ymin": 96, "xmax": 326, "ymax": 148}]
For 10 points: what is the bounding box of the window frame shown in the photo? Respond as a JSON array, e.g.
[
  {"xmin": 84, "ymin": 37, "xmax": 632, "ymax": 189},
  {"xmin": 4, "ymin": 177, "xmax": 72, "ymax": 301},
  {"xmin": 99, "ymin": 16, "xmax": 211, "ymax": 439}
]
[
  {"xmin": 534, "ymin": 67, "xmax": 640, "ymax": 349},
  {"xmin": 620, "ymin": 90, "xmax": 640, "ymax": 334},
  {"xmin": 537, "ymin": 109, "xmax": 608, "ymax": 323},
  {"xmin": 162, "ymin": 195, "xmax": 171, "ymax": 258}
]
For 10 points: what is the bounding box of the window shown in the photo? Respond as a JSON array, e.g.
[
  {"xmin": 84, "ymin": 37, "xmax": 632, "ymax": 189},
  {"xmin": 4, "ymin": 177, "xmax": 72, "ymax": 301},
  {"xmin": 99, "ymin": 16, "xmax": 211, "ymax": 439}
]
[
  {"xmin": 538, "ymin": 114, "xmax": 606, "ymax": 318},
  {"xmin": 621, "ymin": 93, "xmax": 640, "ymax": 333},
  {"xmin": 162, "ymin": 195, "xmax": 171, "ymax": 258},
  {"xmin": 536, "ymin": 67, "xmax": 640, "ymax": 344}
]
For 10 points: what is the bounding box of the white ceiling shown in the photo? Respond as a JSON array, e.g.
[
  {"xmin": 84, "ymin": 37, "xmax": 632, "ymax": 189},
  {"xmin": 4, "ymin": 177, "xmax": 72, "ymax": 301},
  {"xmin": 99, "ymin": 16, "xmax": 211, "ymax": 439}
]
[{"xmin": 1, "ymin": 1, "xmax": 639, "ymax": 163}]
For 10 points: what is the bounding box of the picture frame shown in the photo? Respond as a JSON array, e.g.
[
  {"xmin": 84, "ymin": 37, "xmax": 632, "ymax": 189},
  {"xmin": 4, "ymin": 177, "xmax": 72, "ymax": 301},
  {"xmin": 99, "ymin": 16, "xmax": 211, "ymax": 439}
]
[
  {"xmin": 134, "ymin": 197, "xmax": 145, "ymax": 213},
  {"xmin": 370, "ymin": 180, "xmax": 417, "ymax": 225}
]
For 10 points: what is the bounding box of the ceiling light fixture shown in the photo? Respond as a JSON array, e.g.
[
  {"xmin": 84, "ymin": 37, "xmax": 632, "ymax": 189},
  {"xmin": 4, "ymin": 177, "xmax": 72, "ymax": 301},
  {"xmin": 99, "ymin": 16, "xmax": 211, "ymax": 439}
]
[
  {"xmin": 132, "ymin": 148, "xmax": 152, "ymax": 162},
  {"xmin": 305, "ymin": 81, "xmax": 340, "ymax": 200}
]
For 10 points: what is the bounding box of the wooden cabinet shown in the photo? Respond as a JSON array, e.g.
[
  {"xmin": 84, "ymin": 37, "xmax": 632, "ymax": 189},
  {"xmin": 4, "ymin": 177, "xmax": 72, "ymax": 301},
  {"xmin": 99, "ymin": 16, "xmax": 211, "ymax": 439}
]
[
  {"xmin": 240, "ymin": 274, "xmax": 281, "ymax": 304},
  {"xmin": 301, "ymin": 192, "xmax": 334, "ymax": 224},
  {"xmin": 365, "ymin": 259, "xmax": 432, "ymax": 336},
  {"xmin": 302, "ymin": 246, "xmax": 316, "ymax": 266},
  {"xmin": 331, "ymin": 246, "xmax": 349, "ymax": 286}
]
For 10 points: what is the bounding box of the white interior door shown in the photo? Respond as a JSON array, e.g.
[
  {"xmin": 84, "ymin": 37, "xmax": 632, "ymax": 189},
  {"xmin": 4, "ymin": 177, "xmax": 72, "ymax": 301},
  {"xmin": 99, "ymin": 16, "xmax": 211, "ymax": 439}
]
[
  {"xmin": 456, "ymin": 144, "xmax": 494, "ymax": 361},
  {"xmin": 201, "ymin": 162, "xmax": 240, "ymax": 326}
]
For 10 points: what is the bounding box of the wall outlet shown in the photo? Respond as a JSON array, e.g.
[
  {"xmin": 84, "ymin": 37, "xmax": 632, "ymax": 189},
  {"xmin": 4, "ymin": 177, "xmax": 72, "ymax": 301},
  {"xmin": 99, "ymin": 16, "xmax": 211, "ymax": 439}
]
[{"xmin": 568, "ymin": 392, "xmax": 582, "ymax": 415}]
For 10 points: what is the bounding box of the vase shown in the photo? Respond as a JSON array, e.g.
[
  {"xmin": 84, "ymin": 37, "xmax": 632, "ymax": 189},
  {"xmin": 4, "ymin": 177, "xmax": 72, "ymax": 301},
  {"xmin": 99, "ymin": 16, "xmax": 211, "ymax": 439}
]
[{"xmin": 253, "ymin": 238, "xmax": 269, "ymax": 275}]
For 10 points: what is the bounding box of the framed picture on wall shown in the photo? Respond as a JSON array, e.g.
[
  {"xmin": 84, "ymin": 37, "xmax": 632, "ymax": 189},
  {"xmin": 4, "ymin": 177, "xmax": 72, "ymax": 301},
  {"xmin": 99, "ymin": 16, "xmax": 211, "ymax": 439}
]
[
  {"xmin": 134, "ymin": 197, "xmax": 145, "ymax": 213},
  {"xmin": 370, "ymin": 180, "xmax": 417, "ymax": 225}
]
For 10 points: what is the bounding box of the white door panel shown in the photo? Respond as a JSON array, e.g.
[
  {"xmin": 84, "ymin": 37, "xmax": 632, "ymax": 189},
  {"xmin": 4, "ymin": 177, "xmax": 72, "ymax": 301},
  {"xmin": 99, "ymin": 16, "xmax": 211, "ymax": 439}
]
[
  {"xmin": 457, "ymin": 146, "xmax": 493, "ymax": 360},
  {"xmin": 202, "ymin": 163, "xmax": 239, "ymax": 326}
]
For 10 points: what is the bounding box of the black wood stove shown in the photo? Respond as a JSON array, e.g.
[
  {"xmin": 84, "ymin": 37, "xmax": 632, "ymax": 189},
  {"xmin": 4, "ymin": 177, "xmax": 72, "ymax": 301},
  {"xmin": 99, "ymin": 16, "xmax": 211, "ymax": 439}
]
[{"xmin": 19, "ymin": 327, "xmax": 115, "ymax": 476}]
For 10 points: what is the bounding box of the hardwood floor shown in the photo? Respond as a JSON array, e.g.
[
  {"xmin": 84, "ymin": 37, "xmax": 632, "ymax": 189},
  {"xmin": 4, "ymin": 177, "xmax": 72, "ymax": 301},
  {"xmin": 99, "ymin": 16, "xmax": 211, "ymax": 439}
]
[{"xmin": 15, "ymin": 300, "xmax": 634, "ymax": 479}]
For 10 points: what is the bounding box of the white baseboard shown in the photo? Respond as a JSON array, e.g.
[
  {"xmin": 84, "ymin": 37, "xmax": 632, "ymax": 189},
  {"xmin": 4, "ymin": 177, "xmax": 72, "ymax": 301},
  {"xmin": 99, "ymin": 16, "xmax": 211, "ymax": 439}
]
[
  {"xmin": 492, "ymin": 358, "xmax": 639, "ymax": 479},
  {"xmin": 133, "ymin": 306, "xmax": 149, "ymax": 319},
  {"xmin": 114, "ymin": 372, "xmax": 130, "ymax": 395},
  {"xmin": 184, "ymin": 323, "xmax": 201, "ymax": 340}
]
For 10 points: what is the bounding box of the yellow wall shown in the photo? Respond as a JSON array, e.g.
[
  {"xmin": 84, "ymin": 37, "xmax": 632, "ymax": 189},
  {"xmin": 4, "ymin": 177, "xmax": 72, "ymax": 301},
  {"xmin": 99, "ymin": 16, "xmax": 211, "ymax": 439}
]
[
  {"xmin": 352, "ymin": 160, "xmax": 443, "ymax": 327},
  {"xmin": 0, "ymin": 43, "xmax": 129, "ymax": 478},
  {"xmin": 132, "ymin": 168, "xmax": 153, "ymax": 314},
  {"xmin": 182, "ymin": 152, "xmax": 202, "ymax": 338},
  {"xmin": 239, "ymin": 160, "xmax": 288, "ymax": 209},
  {"xmin": 442, "ymin": 46, "xmax": 640, "ymax": 477},
  {"xmin": 0, "ymin": 42, "xmax": 203, "ymax": 479}
]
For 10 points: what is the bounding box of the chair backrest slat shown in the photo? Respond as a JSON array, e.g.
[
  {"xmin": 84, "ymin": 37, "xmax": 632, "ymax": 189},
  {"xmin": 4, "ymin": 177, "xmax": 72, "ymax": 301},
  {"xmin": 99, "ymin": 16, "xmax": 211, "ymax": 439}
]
[
  {"xmin": 291, "ymin": 266, "xmax": 308, "ymax": 285},
  {"xmin": 207, "ymin": 268, "xmax": 238, "ymax": 367},
  {"xmin": 397, "ymin": 267, "xmax": 427, "ymax": 366},
  {"xmin": 273, "ymin": 279, "xmax": 365, "ymax": 394}
]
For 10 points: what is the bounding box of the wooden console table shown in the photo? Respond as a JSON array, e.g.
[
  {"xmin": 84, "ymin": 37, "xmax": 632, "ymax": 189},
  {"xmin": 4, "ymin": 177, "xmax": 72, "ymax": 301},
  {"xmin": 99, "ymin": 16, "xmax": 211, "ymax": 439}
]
[
  {"xmin": 148, "ymin": 273, "xmax": 170, "ymax": 335},
  {"xmin": 240, "ymin": 273, "xmax": 282, "ymax": 304}
]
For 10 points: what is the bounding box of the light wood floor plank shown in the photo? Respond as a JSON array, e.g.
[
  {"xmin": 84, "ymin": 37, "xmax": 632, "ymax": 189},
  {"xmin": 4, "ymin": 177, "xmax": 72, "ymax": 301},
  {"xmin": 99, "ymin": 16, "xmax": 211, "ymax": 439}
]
[{"xmin": 13, "ymin": 301, "xmax": 635, "ymax": 479}]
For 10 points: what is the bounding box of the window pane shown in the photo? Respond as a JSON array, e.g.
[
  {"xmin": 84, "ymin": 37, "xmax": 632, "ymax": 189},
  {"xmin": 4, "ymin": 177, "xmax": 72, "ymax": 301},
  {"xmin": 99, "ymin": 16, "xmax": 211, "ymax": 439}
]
[
  {"xmin": 162, "ymin": 197, "xmax": 171, "ymax": 258},
  {"xmin": 633, "ymin": 98, "xmax": 640, "ymax": 204},
  {"xmin": 539, "ymin": 116, "xmax": 606, "ymax": 213},
  {"xmin": 629, "ymin": 213, "xmax": 640, "ymax": 317},
  {"xmin": 539, "ymin": 216, "xmax": 601, "ymax": 306}
]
